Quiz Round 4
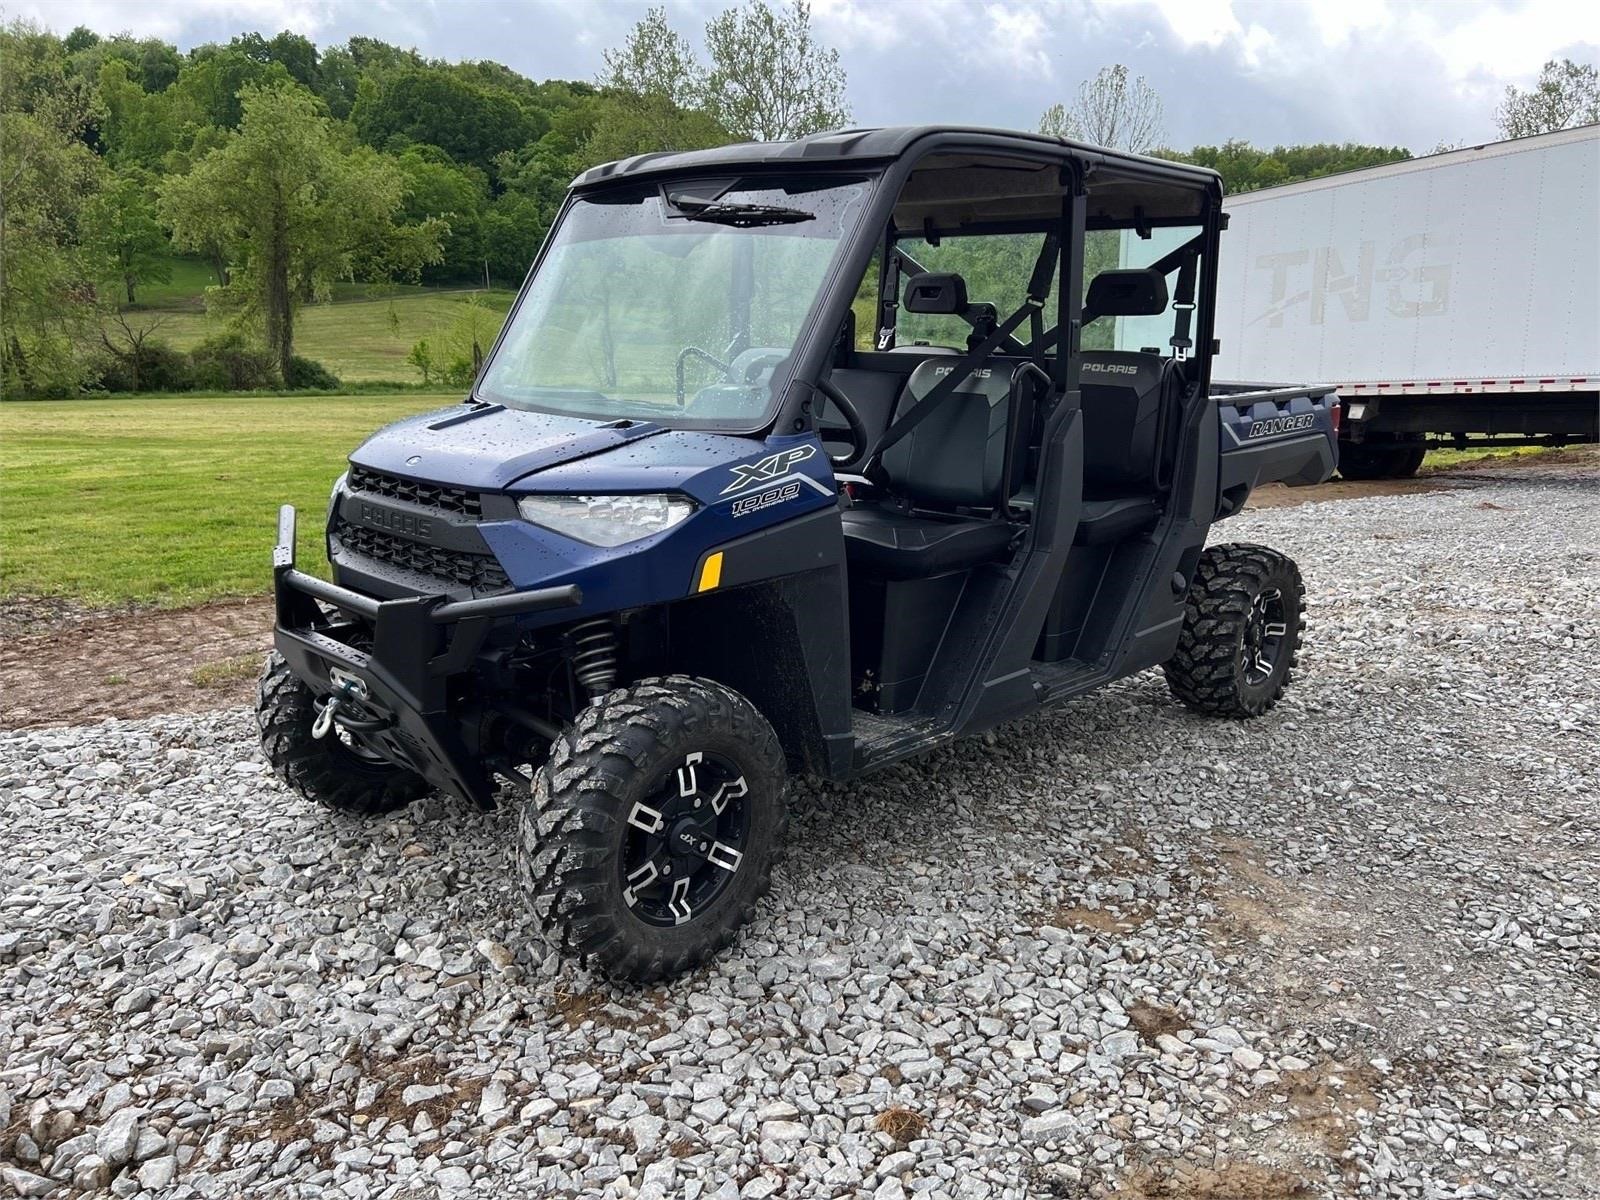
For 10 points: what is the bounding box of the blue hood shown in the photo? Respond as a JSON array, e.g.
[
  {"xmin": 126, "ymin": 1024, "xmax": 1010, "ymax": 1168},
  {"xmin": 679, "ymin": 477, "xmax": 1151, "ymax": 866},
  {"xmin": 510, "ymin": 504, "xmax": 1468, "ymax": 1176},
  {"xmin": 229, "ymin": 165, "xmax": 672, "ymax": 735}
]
[{"xmin": 348, "ymin": 403, "xmax": 682, "ymax": 492}]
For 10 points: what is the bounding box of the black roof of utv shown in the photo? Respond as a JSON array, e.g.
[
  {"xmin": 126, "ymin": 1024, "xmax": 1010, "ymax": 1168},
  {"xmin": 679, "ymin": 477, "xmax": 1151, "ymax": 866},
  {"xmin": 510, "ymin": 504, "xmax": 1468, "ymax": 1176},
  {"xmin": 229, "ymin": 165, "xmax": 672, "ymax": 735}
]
[{"xmin": 570, "ymin": 125, "xmax": 1222, "ymax": 193}]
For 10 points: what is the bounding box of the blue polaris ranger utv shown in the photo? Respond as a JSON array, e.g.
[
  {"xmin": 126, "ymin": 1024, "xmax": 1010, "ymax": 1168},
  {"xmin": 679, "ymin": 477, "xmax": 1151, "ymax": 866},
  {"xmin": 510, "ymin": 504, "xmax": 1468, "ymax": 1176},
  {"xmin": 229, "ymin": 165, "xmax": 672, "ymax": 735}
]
[{"xmin": 260, "ymin": 127, "xmax": 1336, "ymax": 981}]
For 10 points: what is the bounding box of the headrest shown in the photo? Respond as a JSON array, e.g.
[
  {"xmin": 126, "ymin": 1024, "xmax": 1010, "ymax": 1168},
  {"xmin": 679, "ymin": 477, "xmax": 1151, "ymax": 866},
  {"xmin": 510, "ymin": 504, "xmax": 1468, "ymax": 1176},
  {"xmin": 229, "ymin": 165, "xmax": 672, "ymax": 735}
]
[
  {"xmin": 903, "ymin": 272, "xmax": 968, "ymax": 315},
  {"xmin": 904, "ymin": 356, "xmax": 1010, "ymax": 405},
  {"xmin": 1086, "ymin": 268, "xmax": 1169, "ymax": 316},
  {"xmin": 1079, "ymin": 350, "xmax": 1164, "ymax": 390}
]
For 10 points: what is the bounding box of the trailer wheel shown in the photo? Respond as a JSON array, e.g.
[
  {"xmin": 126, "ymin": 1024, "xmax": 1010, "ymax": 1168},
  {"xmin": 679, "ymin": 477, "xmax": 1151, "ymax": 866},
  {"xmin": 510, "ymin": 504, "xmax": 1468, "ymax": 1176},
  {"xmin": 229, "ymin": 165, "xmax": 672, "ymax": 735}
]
[
  {"xmin": 1336, "ymin": 442, "xmax": 1390, "ymax": 480},
  {"xmin": 257, "ymin": 652, "xmax": 428, "ymax": 814},
  {"xmin": 1339, "ymin": 440, "xmax": 1425, "ymax": 480},
  {"xmin": 1164, "ymin": 544, "xmax": 1304, "ymax": 718},
  {"xmin": 518, "ymin": 675, "xmax": 786, "ymax": 982},
  {"xmin": 1390, "ymin": 443, "xmax": 1427, "ymax": 477}
]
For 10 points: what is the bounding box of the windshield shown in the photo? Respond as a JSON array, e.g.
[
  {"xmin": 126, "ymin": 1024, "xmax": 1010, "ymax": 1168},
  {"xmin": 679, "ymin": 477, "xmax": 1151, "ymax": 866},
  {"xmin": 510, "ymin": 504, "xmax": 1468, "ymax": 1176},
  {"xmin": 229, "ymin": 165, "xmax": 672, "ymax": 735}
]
[{"xmin": 477, "ymin": 175, "xmax": 873, "ymax": 428}]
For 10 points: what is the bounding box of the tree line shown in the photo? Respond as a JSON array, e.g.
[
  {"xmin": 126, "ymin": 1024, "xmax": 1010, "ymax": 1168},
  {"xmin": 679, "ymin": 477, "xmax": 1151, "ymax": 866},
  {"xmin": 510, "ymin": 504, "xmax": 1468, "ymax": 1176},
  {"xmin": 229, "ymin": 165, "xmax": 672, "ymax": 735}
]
[{"xmin": 2, "ymin": 2, "xmax": 1593, "ymax": 400}]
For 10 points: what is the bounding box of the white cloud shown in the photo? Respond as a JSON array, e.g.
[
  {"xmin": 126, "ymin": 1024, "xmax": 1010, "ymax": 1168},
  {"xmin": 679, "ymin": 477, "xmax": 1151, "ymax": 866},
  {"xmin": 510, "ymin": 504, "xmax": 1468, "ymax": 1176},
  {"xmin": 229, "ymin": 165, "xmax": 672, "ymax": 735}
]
[
  {"xmin": 8, "ymin": 0, "xmax": 1596, "ymax": 150},
  {"xmin": 8, "ymin": 0, "xmax": 345, "ymax": 42}
]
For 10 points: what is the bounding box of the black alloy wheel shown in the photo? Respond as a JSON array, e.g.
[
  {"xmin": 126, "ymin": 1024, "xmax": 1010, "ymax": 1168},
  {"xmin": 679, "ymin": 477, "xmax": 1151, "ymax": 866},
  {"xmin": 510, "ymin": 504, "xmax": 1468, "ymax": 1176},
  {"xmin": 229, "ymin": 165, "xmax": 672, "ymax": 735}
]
[
  {"xmin": 1241, "ymin": 586, "xmax": 1290, "ymax": 684},
  {"xmin": 1164, "ymin": 543, "xmax": 1305, "ymax": 718},
  {"xmin": 517, "ymin": 675, "xmax": 787, "ymax": 982},
  {"xmin": 619, "ymin": 749, "xmax": 753, "ymax": 928}
]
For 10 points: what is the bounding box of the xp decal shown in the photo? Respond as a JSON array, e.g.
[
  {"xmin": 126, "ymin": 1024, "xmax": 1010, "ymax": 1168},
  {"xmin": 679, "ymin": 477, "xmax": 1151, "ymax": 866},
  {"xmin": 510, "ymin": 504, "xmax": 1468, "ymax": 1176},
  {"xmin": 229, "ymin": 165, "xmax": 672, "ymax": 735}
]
[{"xmin": 722, "ymin": 445, "xmax": 817, "ymax": 495}]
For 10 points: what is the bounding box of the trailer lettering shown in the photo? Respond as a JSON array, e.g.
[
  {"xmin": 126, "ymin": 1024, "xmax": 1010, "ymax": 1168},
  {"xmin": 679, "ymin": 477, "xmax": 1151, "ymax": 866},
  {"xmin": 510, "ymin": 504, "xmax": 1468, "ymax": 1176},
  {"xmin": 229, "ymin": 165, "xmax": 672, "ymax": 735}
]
[{"xmin": 1251, "ymin": 235, "xmax": 1451, "ymax": 328}]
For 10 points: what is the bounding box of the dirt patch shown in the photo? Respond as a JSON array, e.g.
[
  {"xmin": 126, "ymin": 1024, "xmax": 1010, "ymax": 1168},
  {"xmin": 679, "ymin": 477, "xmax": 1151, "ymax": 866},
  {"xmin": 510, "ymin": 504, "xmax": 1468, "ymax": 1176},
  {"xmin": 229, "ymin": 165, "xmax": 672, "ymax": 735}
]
[
  {"xmin": 1126, "ymin": 1001, "xmax": 1187, "ymax": 1043},
  {"xmin": 1041, "ymin": 904, "xmax": 1153, "ymax": 934},
  {"xmin": 0, "ymin": 596, "xmax": 270, "ymax": 729},
  {"xmin": 1246, "ymin": 443, "xmax": 1598, "ymax": 510},
  {"xmin": 874, "ymin": 1106, "xmax": 927, "ymax": 1145},
  {"xmin": 1118, "ymin": 1159, "xmax": 1314, "ymax": 1199},
  {"xmin": 1273, "ymin": 1062, "xmax": 1381, "ymax": 1156},
  {"xmin": 548, "ymin": 985, "xmax": 671, "ymax": 1038},
  {"xmin": 1245, "ymin": 476, "xmax": 1459, "ymax": 509}
]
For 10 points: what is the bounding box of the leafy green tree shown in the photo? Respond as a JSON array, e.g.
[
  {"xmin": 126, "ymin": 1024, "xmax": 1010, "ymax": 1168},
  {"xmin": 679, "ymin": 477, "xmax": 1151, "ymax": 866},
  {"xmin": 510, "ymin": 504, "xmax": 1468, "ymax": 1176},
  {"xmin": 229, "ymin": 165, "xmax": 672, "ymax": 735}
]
[
  {"xmin": 602, "ymin": 6, "xmax": 705, "ymax": 107},
  {"xmin": 174, "ymin": 44, "xmax": 291, "ymax": 128},
  {"xmin": 393, "ymin": 145, "xmax": 490, "ymax": 281},
  {"xmin": 136, "ymin": 40, "xmax": 183, "ymax": 93},
  {"xmin": 350, "ymin": 66, "xmax": 540, "ymax": 176},
  {"xmin": 84, "ymin": 168, "xmax": 171, "ymax": 303},
  {"xmin": 1495, "ymin": 58, "xmax": 1600, "ymax": 138},
  {"xmin": 0, "ymin": 21, "xmax": 106, "ymax": 397},
  {"xmin": 1162, "ymin": 140, "xmax": 1411, "ymax": 194},
  {"xmin": 590, "ymin": 6, "xmax": 728, "ymax": 159},
  {"xmin": 1037, "ymin": 102, "xmax": 1079, "ymax": 140},
  {"xmin": 483, "ymin": 192, "xmax": 550, "ymax": 284},
  {"xmin": 93, "ymin": 58, "xmax": 189, "ymax": 167},
  {"xmin": 63, "ymin": 26, "xmax": 98, "ymax": 55},
  {"xmin": 1041, "ymin": 64, "xmax": 1163, "ymax": 153},
  {"xmin": 160, "ymin": 83, "xmax": 444, "ymax": 379},
  {"xmin": 66, "ymin": 33, "xmax": 182, "ymax": 95},
  {"xmin": 231, "ymin": 31, "xmax": 321, "ymax": 91},
  {"xmin": 702, "ymin": 0, "xmax": 849, "ymax": 140}
]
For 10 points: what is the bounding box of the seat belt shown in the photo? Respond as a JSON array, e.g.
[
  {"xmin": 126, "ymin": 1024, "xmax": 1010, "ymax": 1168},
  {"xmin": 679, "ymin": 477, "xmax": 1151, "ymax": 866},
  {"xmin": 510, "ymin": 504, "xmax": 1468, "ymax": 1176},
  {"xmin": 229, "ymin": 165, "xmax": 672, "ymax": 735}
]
[
  {"xmin": 874, "ymin": 233, "xmax": 1058, "ymax": 459},
  {"xmin": 1170, "ymin": 252, "xmax": 1197, "ymax": 357}
]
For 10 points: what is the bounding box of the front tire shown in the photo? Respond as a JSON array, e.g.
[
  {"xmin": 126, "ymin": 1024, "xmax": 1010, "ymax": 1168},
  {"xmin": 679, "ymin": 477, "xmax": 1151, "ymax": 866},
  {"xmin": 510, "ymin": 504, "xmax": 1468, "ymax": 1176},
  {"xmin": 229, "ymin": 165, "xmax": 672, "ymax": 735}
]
[
  {"xmin": 517, "ymin": 675, "xmax": 786, "ymax": 982},
  {"xmin": 1164, "ymin": 544, "xmax": 1304, "ymax": 718},
  {"xmin": 257, "ymin": 652, "xmax": 429, "ymax": 814}
]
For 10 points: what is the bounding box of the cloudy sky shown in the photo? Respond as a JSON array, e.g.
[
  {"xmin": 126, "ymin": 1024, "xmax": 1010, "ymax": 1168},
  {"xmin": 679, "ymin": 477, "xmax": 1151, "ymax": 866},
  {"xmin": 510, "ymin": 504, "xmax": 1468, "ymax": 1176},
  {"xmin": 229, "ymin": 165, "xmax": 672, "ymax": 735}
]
[{"xmin": 13, "ymin": 0, "xmax": 1600, "ymax": 151}]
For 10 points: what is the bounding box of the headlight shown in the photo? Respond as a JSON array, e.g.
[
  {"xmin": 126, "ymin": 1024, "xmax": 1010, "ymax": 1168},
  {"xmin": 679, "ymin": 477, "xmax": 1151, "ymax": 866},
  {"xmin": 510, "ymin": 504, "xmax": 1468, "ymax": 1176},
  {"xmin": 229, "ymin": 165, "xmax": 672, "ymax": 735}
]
[
  {"xmin": 517, "ymin": 493, "xmax": 697, "ymax": 547},
  {"xmin": 327, "ymin": 471, "xmax": 347, "ymax": 523}
]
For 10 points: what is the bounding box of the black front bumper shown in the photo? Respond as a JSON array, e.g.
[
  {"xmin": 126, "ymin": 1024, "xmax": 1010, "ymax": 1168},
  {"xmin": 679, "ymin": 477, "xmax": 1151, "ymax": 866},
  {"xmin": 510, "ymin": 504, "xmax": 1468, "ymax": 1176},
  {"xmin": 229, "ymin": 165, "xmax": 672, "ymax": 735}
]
[{"xmin": 272, "ymin": 505, "xmax": 582, "ymax": 806}]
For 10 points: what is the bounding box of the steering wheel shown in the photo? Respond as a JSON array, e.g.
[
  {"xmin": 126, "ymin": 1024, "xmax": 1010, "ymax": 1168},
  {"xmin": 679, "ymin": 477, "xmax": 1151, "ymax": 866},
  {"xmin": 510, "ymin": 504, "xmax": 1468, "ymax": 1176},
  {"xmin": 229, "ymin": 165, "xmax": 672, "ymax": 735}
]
[
  {"xmin": 816, "ymin": 377, "xmax": 869, "ymax": 473},
  {"xmin": 675, "ymin": 346, "xmax": 733, "ymax": 406}
]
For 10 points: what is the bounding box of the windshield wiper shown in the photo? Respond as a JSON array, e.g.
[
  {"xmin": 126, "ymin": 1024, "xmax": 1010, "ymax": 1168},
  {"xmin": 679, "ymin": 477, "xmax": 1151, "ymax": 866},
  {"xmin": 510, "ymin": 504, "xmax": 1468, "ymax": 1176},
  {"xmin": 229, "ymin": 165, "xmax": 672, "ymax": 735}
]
[{"xmin": 667, "ymin": 193, "xmax": 814, "ymax": 227}]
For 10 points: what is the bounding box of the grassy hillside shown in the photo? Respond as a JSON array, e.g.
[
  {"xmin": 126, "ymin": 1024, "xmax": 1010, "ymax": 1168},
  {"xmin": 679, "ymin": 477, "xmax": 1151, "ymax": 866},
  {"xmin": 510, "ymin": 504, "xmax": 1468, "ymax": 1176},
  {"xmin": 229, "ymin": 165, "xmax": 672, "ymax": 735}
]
[
  {"xmin": 123, "ymin": 257, "xmax": 516, "ymax": 384},
  {"xmin": 0, "ymin": 393, "xmax": 453, "ymax": 605}
]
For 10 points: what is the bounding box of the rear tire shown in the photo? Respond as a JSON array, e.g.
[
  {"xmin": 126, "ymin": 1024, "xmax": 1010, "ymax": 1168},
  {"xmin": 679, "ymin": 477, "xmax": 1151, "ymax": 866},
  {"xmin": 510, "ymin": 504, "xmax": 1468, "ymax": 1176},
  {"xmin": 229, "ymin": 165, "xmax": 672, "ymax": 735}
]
[
  {"xmin": 517, "ymin": 675, "xmax": 786, "ymax": 982},
  {"xmin": 1164, "ymin": 544, "xmax": 1304, "ymax": 718},
  {"xmin": 257, "ymin": 652, "xmax": 429, "ymax": 814}
]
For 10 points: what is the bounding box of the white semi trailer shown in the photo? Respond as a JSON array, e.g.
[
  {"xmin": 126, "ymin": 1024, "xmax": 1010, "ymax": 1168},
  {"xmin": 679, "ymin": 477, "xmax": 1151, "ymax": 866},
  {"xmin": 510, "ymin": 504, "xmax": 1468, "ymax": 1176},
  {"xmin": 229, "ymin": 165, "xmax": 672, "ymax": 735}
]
[{"xmin": 1209, "ymin": 125, "xmax": 1600, "ymax": 478}]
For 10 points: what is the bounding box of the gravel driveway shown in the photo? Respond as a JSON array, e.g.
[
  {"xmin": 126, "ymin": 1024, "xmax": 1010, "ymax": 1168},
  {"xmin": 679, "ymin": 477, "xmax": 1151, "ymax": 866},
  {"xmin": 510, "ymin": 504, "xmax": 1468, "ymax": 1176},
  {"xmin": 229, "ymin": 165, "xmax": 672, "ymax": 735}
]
[{"xmin": 3, "ymin": 461, "xmax": 1596, "ymax": 1199}]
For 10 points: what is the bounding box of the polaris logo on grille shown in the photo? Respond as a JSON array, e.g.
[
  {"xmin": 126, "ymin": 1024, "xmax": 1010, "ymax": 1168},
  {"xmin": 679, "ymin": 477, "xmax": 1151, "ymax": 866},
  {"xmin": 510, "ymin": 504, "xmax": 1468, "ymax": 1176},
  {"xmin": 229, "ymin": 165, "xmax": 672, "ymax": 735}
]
[
  {"xmin": 359, "ymin": 502, "xmax": 433, "ymax": 538},
  {"xmin": 1248, "ymin": 413, "xmax": 1316, "ymax": 438}
]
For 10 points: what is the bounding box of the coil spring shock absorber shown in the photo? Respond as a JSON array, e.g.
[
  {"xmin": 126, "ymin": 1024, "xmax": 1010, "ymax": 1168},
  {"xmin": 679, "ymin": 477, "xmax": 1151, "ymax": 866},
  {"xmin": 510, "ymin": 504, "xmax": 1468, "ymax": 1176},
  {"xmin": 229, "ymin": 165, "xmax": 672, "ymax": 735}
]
[{"xmin": 570, "ymin": 618, "xmax": 618, "ymax": 702}]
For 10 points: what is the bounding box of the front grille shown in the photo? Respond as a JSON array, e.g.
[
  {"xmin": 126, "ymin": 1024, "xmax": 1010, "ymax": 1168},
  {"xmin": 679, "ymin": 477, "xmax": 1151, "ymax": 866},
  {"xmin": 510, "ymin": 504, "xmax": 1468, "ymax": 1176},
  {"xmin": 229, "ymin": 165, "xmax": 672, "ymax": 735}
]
[
  {"xmin": 347, "ymin": 466, "xmax": 482, "ymax": 518},
  {"xmin": 334, "ymin": 519, "xmax": 509, "ymax": 591}
]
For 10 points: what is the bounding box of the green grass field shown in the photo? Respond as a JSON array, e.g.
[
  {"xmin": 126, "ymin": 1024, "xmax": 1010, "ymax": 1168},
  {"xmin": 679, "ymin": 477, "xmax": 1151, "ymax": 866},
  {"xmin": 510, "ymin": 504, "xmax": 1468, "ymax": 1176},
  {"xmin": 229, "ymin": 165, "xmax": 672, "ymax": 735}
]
[
  {"xmin": 133, "ymin": 290, "xmax": 515, "ymax": 383},
  {"xmin": 0, "ymin": 393, "xmax": 453, "ymax": 606},
  {"xmin": 118, "ymin": 255, "xmax": 515, "ymax": 384},
  {"xmin": 0, "ymin": 371, "xmax": 1571, "ymax": 611}
]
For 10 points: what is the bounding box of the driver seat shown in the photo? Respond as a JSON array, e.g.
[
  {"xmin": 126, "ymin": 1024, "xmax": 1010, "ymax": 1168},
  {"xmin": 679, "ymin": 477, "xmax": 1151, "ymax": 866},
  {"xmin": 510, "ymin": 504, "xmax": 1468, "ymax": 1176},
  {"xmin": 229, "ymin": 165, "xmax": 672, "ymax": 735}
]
[{"xmin": 841, "ymin": 356, "xmax": 1029, "ymax": 580}]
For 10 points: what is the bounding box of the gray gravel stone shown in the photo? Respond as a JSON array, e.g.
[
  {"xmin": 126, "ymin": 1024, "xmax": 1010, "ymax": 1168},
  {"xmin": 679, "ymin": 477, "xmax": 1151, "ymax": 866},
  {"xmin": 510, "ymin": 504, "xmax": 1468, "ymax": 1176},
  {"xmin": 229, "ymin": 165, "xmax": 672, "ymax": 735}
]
[{"xmin": 2, "ymin": 460, "xmax": 1596, "ymax": 1198}]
